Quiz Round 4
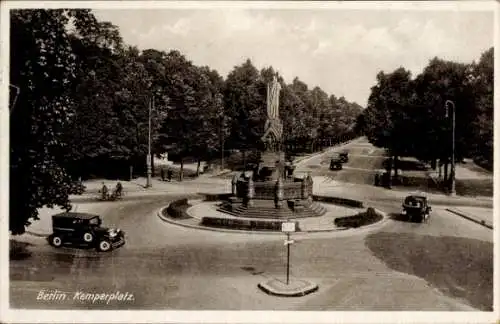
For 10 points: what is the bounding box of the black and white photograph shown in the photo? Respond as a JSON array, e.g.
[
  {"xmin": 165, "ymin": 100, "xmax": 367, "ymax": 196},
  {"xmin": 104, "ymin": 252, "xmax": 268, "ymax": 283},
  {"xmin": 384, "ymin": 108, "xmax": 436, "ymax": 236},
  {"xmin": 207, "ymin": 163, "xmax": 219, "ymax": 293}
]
[{"xmin": 2, "ymin": 1, "xmax": 498, "ymax": 323}]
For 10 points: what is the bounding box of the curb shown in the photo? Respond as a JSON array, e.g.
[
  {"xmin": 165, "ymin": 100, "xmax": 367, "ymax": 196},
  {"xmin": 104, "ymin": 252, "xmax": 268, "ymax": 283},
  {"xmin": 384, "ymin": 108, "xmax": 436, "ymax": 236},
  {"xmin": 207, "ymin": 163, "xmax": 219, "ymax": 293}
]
[
  {"xmin": 257, "ymin": 279, "xmax": 319, "ymax": 297},
  {"xmin": 445, "ymin": 208, "xmax": 493, "ymax": 230},
  {"xmin": 158, "ymin": 203, "xmax": 390, "ymax": 235}
]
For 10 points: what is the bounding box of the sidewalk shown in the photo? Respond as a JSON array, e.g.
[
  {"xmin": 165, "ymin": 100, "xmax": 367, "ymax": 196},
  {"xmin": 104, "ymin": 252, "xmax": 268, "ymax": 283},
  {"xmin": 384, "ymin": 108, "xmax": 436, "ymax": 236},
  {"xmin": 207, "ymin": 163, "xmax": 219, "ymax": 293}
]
[{"xmin": 446, "ymin": 206, "xmax": 493, "ymax": 229}]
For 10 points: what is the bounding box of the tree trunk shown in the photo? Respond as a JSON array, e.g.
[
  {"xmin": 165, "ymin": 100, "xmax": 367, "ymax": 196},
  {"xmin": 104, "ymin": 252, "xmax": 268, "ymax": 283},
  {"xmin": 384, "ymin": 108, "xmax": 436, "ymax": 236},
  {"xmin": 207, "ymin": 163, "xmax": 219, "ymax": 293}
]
[
  {"xmin": 438, "ymin": 160, "xmax": 442, "ymax": 179},
  {"xmin": 196, "ymin": 159, "xmax": 201, "ymax": 177},
  {"xmin": 444, "ymin": 162, "xmax": 449, "ymax": 183},
  {"xmin": 180, "ymin": 158, "xmax": 184, "ymax": 182},
  {"xmin": 242, "ymin": 150, "xmax": 246, "ymax": 170},
  {"xmin": 393, "ymin": 155, "xmax": 399, "ymax": 178}
]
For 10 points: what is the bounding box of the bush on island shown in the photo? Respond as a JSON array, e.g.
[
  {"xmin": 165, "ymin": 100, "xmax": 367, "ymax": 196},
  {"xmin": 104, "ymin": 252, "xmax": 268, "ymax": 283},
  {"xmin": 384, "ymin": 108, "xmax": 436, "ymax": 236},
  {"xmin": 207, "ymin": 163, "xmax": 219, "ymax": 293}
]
[
  {"xmin": 313, "ymin": 195, "xmax": 364, "ymax": 208},
  {"xmin": 201, "ymin": 217, "xmax": 301, "ymax": 232},
  {"xmin": 334, "ymin": 207, "xmax": 382, "ymax": 228},
  {"xmin": 165, "ymin": 198, "xmax": 192, "ymax": 219}
]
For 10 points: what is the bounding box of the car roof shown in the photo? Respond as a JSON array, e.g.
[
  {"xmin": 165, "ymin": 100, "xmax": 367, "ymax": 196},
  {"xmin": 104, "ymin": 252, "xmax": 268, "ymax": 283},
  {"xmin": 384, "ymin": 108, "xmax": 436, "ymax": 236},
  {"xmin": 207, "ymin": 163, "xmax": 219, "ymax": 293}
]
[
  {"xmin": 52, "ymin": 212, "xmax": 100, "ymax": 220},
  {"xmin": 405, "ymin": 195, "xmax": 427, "ymax": 200}
]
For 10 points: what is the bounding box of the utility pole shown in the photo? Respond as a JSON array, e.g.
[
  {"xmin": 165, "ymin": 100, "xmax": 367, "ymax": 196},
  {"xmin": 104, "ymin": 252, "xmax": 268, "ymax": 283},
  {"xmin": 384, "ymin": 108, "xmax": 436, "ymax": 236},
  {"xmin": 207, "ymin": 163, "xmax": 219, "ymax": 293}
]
[
  {"xmin": 220, "ymin": 109, "xmax": 224, "ymax": 171},
  {"xmin": 146, "ymin": 96, "xmax": 153, "ymax": 188},
  {"xmin": 445, "ymin": 100, "xmax": 455, "ymax": 196}
]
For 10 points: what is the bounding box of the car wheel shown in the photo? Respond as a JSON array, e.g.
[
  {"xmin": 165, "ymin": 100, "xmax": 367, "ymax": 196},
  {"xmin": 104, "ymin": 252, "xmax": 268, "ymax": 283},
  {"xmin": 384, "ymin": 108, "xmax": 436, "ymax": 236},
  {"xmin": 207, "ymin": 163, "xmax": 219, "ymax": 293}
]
[
  {"xmin": 49, "ymin": 235, "xmax": 63, "ymax": 248},
  {"xmin": 97, "ymin": 240, "xmax": 112, "ymax": 252},
  {"xmin": 83, "ymin": 232, "xmax": 94, "ymax": 243}
]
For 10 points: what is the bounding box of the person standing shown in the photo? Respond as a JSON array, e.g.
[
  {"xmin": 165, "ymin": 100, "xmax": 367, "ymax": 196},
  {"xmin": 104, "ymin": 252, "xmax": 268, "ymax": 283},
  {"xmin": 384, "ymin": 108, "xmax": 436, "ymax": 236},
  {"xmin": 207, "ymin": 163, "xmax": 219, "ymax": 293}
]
[
  {"xmin": 160, "ymin": 168, "xmax": 165, "ymax": 181},
  {"xmin": 101, "ymin": 182, "xmax": 108, "ymax": 200}
]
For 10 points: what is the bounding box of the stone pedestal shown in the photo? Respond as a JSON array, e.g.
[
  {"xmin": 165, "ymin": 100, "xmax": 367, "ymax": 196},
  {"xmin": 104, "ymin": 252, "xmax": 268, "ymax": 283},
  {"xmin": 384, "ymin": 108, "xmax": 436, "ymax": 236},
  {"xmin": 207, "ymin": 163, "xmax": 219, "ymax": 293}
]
[{"xmin": 259, "ymin": 151, "xmax": 285, "ymax": 181}]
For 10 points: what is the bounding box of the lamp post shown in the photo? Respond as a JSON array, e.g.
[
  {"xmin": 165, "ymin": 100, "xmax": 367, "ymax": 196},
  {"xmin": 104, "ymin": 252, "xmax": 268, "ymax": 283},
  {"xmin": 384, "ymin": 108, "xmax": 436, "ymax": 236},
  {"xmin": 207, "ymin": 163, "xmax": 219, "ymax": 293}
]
[
  {"xmin": 145, "ymin": 96, "xmax": 154, "ymax": 188},
  {"xmin": 445, "ymin": 100, "xmax": 456, "ymax": 195}
]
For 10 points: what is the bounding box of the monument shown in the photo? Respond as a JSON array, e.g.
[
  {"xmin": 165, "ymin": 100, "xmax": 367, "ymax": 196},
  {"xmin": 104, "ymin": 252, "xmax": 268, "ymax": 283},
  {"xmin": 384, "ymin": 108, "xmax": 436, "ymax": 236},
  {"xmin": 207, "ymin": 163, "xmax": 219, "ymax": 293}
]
[
  {"xmin": 219, "ymin": 73, "xmax": 325, "ymax": 219},
  {"xmin": 258, "ymin": 74, "xmax": 285, "ymax": 182}
]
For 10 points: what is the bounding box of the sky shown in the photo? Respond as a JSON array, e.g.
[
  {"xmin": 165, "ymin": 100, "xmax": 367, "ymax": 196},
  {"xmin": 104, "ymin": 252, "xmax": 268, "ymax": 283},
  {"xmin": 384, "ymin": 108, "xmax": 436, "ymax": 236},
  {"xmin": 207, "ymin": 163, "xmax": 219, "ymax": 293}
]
[{"xmin": 93, "ymin": 5, "xmax": 494, "ymax": 106}]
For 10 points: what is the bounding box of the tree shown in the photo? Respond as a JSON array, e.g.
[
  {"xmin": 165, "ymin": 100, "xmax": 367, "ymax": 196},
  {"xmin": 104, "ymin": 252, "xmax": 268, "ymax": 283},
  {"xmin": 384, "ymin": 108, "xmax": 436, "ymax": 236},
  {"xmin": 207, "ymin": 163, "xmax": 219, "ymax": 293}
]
[
  {"xmin": 224, "ymin": 59, "xmax": 266, "ymax": 154},
  {"xmin": 9, "ymin": 9, "xmax": 93, "ymax": 234},
  {"xmin": 469, "ymin": 47, "xmax": 493, "ymax": 170},
  {"xmin": 363, "ymin": 68, "xmax": 415, "ymax": 177}
]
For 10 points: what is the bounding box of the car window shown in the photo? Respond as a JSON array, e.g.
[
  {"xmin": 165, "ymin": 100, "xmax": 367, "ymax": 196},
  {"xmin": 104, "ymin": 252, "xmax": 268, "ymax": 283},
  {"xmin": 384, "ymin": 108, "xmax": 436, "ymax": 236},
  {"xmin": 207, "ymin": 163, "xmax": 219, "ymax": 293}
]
[{"xmin": 89, "ymin": 217, "xmax": 99, "ymax": 225}]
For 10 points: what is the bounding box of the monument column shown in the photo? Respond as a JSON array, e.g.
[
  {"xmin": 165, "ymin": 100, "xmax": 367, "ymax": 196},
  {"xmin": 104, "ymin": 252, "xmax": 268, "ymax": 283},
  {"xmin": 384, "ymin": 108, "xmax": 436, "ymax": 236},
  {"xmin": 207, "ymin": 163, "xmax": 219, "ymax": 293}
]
[{"xmin": 260, "ymin": 73, "xmax": 285, "ymax": 182}]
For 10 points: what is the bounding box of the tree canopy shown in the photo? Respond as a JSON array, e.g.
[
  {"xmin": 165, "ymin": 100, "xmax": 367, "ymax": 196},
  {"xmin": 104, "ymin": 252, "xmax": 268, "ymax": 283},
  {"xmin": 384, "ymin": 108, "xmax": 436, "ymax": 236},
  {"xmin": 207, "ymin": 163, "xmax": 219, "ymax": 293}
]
[{"xmin": 360, "ymin": 47, "xmax": 494, "ymax": 182}]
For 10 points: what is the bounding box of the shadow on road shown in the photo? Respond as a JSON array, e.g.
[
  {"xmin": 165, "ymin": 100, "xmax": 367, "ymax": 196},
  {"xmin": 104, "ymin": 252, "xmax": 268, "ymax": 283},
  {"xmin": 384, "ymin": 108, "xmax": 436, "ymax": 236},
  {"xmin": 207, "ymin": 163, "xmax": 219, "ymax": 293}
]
[
  {"xmin": 388, "ymin": 212, "xmax": 408, "ymax": 222},
  {"xmin": 10, "ymin": 240, "xmax": 33, "ymax": 260},
  {"xmin": 365, "ymin": 232, "xmax": 493, "ymax": 311}
]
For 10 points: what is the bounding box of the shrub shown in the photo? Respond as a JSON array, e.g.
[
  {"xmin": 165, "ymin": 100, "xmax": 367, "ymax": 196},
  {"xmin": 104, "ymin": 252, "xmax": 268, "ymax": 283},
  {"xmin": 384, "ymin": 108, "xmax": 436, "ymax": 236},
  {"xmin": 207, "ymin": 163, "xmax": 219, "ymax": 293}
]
[
  {"xmin": 165, "ymin": 199, "xmax": 192, "ymax": 219},
  {"xmin": 201, "ymin": 217, "xmax": 301, "ymax": 232},
  {"xmin": 203, "ymin": 193, "xmax": 234, "ymax": 202},
  {"xmin": 334, "ymin": 207, "xmax": 382, "ymax": 228},
  {"xmin": 313, "ymin": 195, "xmax": 364, "ymax": 208}
]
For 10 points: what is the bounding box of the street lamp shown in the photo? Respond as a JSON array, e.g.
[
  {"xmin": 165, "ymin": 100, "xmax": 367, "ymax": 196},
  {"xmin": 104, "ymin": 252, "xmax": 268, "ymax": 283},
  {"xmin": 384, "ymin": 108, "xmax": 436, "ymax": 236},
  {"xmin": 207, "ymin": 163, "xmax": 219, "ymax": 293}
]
[
  {"xmin": 444, "ymin": 100, "xmax": 456, "ymax": 196},
  {"xmin": 145, "ymin": 96, "xmax": 154, "ymax": 188}
]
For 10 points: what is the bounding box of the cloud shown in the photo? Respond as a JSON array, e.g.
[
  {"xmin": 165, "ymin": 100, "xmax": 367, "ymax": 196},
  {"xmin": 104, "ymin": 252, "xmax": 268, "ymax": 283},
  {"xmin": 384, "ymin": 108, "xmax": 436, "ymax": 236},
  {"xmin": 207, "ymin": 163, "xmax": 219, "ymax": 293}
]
[{"xmin": 94, "ymin": 9, "xmax": 494, "ymax": 105}]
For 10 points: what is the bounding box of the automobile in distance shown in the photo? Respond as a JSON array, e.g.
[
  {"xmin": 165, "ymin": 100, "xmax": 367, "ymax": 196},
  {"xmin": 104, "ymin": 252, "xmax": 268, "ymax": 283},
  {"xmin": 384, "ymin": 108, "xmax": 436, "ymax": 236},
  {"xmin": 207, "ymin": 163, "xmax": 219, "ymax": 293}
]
[
  {"xmin": 329, "ymin": 153, "xmax": 343, "ymax": 170},
  {"xmin": 339, "ymin": 150, "xmax": 349, "ymax": 163},
  {"xmin": 401, "ymin": 195, "xmax": 431, "ymax": 223},
  {"xmin": 48, "ymin": 212, "xmax": 125, "ymax": 252}
]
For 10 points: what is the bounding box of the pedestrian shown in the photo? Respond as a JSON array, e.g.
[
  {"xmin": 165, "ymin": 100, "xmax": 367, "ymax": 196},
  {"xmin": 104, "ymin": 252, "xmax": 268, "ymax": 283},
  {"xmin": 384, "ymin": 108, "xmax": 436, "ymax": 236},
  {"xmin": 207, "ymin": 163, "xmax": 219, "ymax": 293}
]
[
  {"xmin": 115, "ymin": 181, "xmax": 123, "ymax": 197},
  {"xmin": 160, "ymin": 168, "xmax": 165, "ymax": 181},
  {"xmin": 167, "ymin": 168, "xmax": 173, "ymax": 182},
  {"xmin": 101, "ymin": 182, "xmax": 108, "ymax": 200}
]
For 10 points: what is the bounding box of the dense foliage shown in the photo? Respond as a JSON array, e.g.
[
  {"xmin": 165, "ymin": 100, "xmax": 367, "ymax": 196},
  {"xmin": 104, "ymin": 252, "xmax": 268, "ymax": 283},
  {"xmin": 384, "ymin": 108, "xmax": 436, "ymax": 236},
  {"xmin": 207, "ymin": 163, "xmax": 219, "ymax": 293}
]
[
  {"xmin": 361, "ymin": 48, "xmax": 494, "ymax": 185},
  {"xmin": 10, "ymin": 9, "xmax": 362, "ymax": 234},
  {"xmin": 10, "ymin": 10, "xmax": 91, "ymax": 234}
]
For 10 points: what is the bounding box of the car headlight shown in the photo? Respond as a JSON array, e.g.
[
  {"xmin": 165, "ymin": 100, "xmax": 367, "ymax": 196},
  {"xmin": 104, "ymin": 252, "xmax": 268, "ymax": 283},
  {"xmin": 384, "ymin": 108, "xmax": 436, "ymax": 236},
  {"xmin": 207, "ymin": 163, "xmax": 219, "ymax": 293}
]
[{"xmin": 401, "ymin": 210, "xmax": 406, "ymax": 215}]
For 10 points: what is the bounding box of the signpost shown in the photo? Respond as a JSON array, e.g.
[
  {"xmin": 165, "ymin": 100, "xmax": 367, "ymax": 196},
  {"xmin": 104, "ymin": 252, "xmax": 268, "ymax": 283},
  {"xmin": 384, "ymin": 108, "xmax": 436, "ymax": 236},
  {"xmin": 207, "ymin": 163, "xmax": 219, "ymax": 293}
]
[{"xmin": 281, "ymin": 221, "xmax": 296, "ymax": 285}]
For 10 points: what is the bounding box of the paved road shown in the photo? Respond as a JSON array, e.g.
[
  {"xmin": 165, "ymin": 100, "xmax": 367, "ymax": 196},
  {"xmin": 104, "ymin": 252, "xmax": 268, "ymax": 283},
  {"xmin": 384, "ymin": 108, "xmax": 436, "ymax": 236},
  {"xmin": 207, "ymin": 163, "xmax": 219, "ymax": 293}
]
[{"xmin": 9, "ymin": 138, "xmax": 493, "ymax": 311}]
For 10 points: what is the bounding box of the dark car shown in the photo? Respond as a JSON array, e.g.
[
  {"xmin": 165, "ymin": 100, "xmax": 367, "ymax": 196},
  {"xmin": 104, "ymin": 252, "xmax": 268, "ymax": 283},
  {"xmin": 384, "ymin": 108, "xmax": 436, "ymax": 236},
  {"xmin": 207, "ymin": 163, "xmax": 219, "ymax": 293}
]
[
  {"xmin": 330, "ymin": 153, "xmax": 343, "ymax": 170},
  {"xmin": 339, "ymin": 150, "xmax": 349, "ymax": 163},
  {"xmin": 401, "ymin": 195, "xmax": 431, "ymax": 223},
  {"xmin": 48, "ymin": 212, "xmax": 125, "ymax": 252}
]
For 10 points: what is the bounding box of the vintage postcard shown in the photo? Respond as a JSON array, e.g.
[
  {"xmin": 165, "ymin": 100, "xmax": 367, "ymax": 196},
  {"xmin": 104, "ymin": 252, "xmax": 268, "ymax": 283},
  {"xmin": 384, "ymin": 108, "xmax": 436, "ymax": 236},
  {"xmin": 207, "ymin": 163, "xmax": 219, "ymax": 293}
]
[{"xmin": 2, "ymin": 1, "xmax": 498, "ymax": 323}]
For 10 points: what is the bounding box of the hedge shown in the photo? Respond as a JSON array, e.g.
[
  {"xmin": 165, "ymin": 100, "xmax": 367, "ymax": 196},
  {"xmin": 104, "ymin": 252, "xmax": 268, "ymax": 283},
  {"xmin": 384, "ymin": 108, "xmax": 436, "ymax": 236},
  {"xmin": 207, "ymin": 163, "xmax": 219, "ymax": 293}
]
[
  {"xmin": 203, "ymin": 193, "xmax": 234, "ymax": 202},
  {"xmin": 201, "ymin": 217, "xmax": 301, "ymax": 232},
  {"xmin": 334, "ymin": 207, "xmax": 382, "ymax": 228},
  {"xmin": 165, "ymin": 198, "xmax": 192, "ymax": 219},
  {"xmin": 313, "ymin": 195, "xmax": 364, "ymax": 208}
]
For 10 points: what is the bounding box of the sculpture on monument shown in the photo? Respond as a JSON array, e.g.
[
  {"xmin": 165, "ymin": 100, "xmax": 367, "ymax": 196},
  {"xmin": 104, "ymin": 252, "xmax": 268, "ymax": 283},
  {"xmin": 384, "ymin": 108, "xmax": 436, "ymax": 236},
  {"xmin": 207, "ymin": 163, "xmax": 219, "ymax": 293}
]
[{"xmin": 262, "ymin": 74, "xmax": 283, "ymax": 152}]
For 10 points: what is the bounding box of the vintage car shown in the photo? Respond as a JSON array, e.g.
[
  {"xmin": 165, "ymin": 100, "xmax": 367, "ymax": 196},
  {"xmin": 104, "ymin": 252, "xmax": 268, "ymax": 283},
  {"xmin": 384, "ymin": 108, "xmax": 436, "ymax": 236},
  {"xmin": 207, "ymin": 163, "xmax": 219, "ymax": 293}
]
[
  {"xmin": 329, "ymin": 153, "xmax": 343, "ymax": 170},
  {"xmin": 401, "ymin": 195, "xmax": 431, "ymax": 223},
  {"xmin": 48, "ymin": 212, "xmax": 125, "ymax": 252},
  {"xmin": 339, "ymin": 150, "xmax": 349, "ymax": 163}
]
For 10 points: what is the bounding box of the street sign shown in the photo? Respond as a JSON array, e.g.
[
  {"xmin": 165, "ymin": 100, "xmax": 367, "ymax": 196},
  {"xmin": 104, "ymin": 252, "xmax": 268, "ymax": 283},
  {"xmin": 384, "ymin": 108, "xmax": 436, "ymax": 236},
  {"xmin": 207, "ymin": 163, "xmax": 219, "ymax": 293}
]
[
  {"xmin": 284, "ymin": 240, "xmax": 295, "ymax": 245},
  {"xmin": 281, "ymin": 222, "xmax": 296, "ymax": 233}
]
